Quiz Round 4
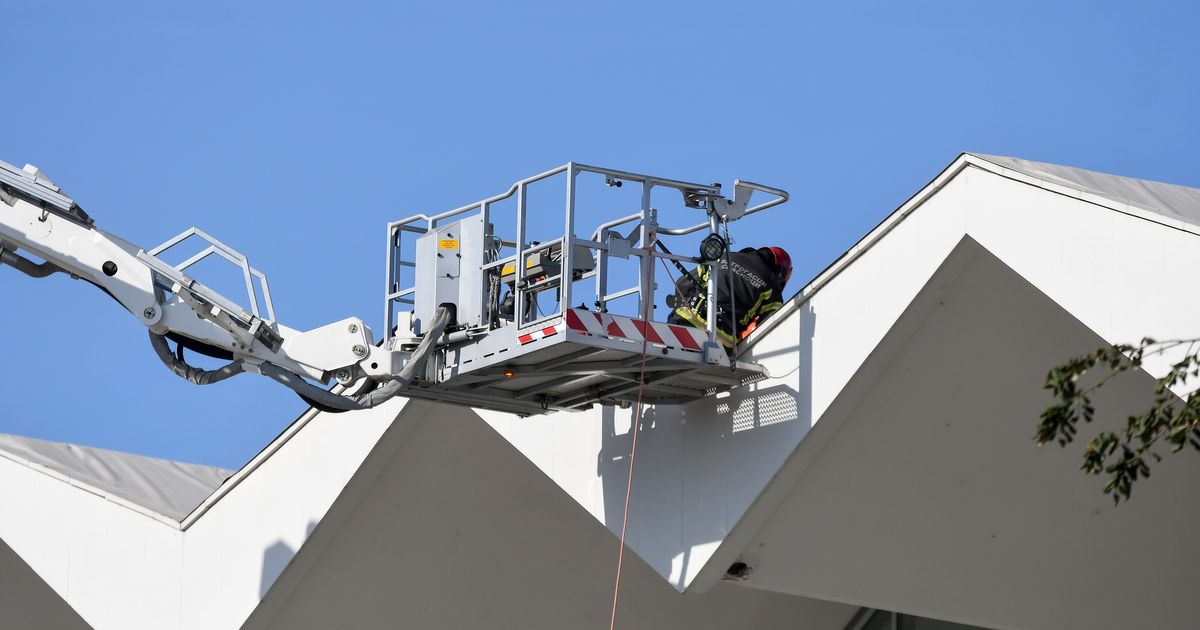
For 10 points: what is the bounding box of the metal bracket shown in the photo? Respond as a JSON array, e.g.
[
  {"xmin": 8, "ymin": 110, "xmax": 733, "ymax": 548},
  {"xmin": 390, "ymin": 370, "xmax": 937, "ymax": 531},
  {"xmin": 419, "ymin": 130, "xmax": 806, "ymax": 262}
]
[
  {"xmin": 709, "ymin": 183, "xmax": 756, "ymax": 222},
  {"xmin": 702, "ymin": 341, "xmax": 728, "ymax": 366},
  {"xmin": 683, "ymin": 184, "xmax": 723, "ymax": 209},
  {"xmin": 604, "ymin": 224, "xmax": 640, "ymax": 259}
]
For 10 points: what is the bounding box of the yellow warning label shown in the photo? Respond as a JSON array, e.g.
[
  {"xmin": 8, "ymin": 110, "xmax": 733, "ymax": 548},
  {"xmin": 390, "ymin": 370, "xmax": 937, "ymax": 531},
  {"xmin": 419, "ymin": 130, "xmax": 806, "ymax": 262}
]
[
  {"xmin": 501, "ymin": 259, "xmax": 536, "ymax": 276},
  {"xmin": 439, "ymin": 239, "xmax": 459, "ymax": 250}
]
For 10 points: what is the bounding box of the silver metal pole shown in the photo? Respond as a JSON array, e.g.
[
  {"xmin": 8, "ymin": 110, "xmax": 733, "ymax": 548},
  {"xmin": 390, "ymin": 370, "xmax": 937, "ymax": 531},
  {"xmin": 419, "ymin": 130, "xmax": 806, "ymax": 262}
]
[
  {"xmin": 480, "ymin": 201, "xmax": 492, "ymax": 325},
  {"xmin": 706, "ymin": 213, "xmax": 719, "ymax": 343},
  {"xmin": 639, "ymin": 182, "xmax": 653, "ymax": 318},
  {"xmin": 384, "ymin": 226, "xmax": 397, "ymax": 342},
  {"xmin": 596, "ymin": 230, "xmax": 608, "ymax": 312},
  {"xmin": 645, "ymin": 219, "xmax": 656, "ymax": 324},
  {"xmin": 561, "ymin": 164, "xmax": 576, "ymax": 314},
  {"xmin": 724, "ymin": 219, "xmax": 737, "ymax": 364},
  {"xmin": 515, "ymin": 183, "xmax": 527, "ymax": 326}
]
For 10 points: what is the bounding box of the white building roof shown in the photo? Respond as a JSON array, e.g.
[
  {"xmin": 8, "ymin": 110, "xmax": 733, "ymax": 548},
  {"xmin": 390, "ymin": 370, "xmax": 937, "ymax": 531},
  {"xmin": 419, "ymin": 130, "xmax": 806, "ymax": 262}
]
[
  {"xmin": 0, "ymin": 433, "xmax": 231, "ymax": 521},
  {"xmin": 970, "ymin": 153, "xmax": 1200, "ymax": 227}
]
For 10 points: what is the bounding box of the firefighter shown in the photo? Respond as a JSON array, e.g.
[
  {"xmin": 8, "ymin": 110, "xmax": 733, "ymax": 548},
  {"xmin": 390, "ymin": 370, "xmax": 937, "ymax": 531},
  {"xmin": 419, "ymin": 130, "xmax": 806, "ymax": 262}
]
[{"xmin": 667, "ymin": 246, "xmax": 792, "ymax": 348}]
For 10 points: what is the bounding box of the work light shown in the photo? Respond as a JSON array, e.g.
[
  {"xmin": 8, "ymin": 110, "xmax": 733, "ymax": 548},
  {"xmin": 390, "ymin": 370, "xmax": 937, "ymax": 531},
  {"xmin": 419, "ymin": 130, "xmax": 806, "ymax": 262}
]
[{"xmin": 699, "ymin": 233, "xmax": 727, "ymax": 262}]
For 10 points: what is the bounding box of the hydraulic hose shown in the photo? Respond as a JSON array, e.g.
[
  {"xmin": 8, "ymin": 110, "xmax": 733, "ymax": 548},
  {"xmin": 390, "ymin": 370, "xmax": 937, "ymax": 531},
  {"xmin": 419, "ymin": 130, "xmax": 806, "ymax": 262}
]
[
  {"xmin": 259, "ymin": 306, "xmax": 452, "ymax": 412},
  {"xmin": 0, "ymin": 247, "xmax": 62, "ymax": 278},
  {"xmin": 149, "ymin": 331, "xmax": 246, "ymax": 385}
]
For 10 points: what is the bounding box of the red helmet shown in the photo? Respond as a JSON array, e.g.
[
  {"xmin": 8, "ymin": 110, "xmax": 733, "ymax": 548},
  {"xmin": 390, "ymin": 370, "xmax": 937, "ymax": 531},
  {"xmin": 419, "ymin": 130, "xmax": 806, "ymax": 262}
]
[{"xmin": 759, "ymin": 246, "xmax": 792, "ymax": 286}]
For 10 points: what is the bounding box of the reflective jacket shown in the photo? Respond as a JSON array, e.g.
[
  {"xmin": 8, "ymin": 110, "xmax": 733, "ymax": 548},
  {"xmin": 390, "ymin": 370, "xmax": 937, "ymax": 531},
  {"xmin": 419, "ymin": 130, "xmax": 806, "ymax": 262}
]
[{"xmin": 670, "ymin": 250, "xmax": 784, "ymax": 348}]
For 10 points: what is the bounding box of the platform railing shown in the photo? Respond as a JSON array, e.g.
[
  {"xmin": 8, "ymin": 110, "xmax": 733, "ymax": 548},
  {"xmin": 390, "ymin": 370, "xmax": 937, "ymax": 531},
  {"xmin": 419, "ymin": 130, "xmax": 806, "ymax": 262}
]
[{"xmin": 384, "ymin": 163, "xmax": 787, "ymax": 346}]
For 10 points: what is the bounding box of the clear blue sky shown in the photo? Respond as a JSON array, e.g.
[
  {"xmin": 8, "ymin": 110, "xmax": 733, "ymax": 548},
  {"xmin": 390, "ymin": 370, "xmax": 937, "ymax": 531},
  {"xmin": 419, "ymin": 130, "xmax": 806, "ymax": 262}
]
[{"xmin": 1, "ymin": 1, "xmax": 1196, "ymax": 470}]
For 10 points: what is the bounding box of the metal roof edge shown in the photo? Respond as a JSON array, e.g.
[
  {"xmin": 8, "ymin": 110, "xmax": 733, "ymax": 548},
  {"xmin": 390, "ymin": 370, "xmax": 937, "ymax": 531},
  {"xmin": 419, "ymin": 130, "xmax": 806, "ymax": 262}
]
[
  {"xmin": 179, "ymin": 402, "xmax": 326, "ymax": 530},
  {"xmin": 740, "ymin": 153, "xmax": 975, "ymax": 353}
]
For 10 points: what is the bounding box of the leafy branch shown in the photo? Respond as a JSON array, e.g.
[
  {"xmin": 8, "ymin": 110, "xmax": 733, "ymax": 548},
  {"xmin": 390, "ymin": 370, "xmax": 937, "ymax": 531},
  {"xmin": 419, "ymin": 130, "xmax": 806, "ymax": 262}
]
[{"xmin": 1036, "ymin": 337, "xmax": 1200, "ymax": 504}]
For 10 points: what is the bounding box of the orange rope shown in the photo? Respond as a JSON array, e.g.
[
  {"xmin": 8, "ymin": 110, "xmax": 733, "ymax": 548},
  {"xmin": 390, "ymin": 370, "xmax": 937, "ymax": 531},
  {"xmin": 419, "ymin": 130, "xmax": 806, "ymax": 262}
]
[{"xmin": 608, "ymin": 237, "xmax": 659, "ymax": 630}]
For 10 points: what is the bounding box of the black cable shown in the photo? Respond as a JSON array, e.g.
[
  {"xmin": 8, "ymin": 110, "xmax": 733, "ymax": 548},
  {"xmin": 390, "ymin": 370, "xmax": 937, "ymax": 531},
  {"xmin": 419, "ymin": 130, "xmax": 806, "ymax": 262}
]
[{"xmin": 652, "ymin": 240, "xmax": 698, "ymax": 283}]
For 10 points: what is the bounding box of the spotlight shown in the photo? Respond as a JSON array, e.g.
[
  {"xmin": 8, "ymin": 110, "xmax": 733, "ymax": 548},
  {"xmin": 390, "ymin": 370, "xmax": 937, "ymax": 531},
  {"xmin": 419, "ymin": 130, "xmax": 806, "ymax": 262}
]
[{"xmin": 699, "ymin": 233, "xmax": 727, "ymax": 262}]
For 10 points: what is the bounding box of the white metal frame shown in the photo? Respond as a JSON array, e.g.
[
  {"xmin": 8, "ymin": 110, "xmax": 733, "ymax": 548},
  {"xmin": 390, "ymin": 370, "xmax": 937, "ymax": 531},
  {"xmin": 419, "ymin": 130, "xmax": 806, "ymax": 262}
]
[{"xmin": 384, "ymin": 162, "xmax": 788, "ymax": 345}]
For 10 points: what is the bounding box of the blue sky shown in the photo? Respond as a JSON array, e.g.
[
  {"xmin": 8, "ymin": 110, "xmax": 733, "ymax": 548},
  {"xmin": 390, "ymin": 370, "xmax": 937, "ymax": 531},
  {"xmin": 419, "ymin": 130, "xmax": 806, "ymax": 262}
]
[{"xmin": 1, "ymin": 1, "xmax": 1197, "ymax": 470}]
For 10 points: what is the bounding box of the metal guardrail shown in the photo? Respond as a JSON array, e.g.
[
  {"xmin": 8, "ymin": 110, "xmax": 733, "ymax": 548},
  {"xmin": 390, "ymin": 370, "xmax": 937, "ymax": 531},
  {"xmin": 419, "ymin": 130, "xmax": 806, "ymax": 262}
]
[
  {"xmin": 384, "ymin": 163, "xmax": 787, "ymax": 346},
  {"xmin": 146, "ymin": 227, "xmax": 277, "ymax": 325}
]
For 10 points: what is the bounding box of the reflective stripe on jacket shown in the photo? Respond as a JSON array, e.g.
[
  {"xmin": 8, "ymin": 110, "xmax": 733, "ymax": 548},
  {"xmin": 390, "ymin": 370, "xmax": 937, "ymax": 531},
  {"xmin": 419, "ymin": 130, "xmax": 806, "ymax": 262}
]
[{"xmin": 671, "ymin": 251, "xmax": 784, "ymax": 348}]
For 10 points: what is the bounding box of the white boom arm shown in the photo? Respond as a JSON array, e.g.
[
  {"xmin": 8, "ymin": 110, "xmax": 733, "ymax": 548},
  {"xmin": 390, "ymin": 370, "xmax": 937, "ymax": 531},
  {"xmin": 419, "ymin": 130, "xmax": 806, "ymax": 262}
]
[{"xmin": 0, "ymin": 160, "xmax": 436, "ymax": 412}]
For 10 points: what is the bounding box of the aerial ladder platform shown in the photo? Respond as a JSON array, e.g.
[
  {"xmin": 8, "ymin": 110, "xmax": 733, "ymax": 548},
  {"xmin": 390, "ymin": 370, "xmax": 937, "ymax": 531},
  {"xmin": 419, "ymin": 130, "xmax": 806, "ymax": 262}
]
[{"xmin": 0, "ymin": 159, "xmax": 787, "ymax": 416}]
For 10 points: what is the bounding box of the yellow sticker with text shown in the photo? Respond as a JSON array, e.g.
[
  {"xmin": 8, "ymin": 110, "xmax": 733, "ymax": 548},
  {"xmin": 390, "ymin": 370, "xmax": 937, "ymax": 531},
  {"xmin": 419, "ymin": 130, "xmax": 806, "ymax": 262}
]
[{"xmin": 439, "ymin": 239, "xmax": 459, "ymax": 250}]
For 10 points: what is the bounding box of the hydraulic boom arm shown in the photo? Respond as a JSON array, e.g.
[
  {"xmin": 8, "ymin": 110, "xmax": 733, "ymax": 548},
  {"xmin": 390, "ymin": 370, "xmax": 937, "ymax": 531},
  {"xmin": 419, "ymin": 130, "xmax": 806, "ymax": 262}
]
[{"xmin": 0, "ymin": 159, "xmax": 436, "ymax": 412}]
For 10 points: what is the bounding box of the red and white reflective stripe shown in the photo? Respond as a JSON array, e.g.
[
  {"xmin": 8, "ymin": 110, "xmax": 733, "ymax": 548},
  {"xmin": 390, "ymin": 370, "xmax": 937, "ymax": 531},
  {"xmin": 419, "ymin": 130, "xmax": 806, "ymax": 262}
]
[
  {"xmin": 517, "ymin": 324, "xmax": 561, "ymax": 345},
  {"xmin": 564, "ymin": 308, "xmax": 707, "ymax": 352}
]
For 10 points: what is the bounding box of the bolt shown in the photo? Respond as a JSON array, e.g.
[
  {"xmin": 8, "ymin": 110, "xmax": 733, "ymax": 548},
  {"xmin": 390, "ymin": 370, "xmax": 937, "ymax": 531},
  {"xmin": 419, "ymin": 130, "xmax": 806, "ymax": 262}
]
[
  {"xmin": 352, "ymin": 344, "xmax": 367, "ymax": 358},
  {"xmin": 335, "ymin": 368, "xmax": 352, "ymax": 382},
  {"xmin": 143, "ymin": 307, "xmax": 157, "ymax": 319},
  {"xmin": 348, "ymin": 323, "xmax": 360, "ymax": 334}
]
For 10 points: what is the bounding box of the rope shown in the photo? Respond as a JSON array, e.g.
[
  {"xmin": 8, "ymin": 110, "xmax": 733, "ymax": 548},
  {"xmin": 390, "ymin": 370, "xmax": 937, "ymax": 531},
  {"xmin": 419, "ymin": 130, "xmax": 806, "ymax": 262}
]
[
  {"xmin": 661, "ymin": 265, "xmax": 690, "ymax": 314},
  {"xmin": 609, "ymin": 231, "xmax": 736, "ymax": 627},
  {"xmin": 608, "ymin": 234, "xmax": 659, "ymax": 630}
]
